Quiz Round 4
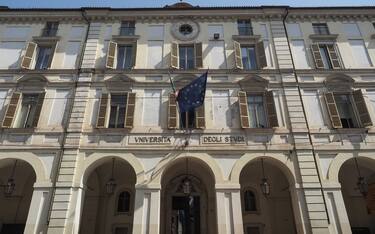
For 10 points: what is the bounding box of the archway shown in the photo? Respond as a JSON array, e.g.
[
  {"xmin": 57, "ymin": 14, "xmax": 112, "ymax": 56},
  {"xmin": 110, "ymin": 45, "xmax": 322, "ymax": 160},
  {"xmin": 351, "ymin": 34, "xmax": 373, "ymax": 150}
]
[
  {"xmin": 239, "ymin": 158, "xmax": 297, "ymax": 234},
  {"xmin": 0, "ymin": 159, "xmax": 36, "ymax": 234},
  {"xmin": 160, "ymin": 157, "xmax": 217, "ymax": 234},
  {"xmin": 338, "ymin": 157, "xmax": 375, "ymax": 234},
  {"xmin": 79, "ymin": 157, "xmax": 136, "ymax": 234}
]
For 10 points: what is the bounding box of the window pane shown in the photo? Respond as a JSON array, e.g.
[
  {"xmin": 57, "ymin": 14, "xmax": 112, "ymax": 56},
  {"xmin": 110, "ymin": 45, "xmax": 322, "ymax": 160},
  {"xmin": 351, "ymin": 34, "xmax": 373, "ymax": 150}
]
[
  {"xmin": 241, "ymin": 46, "xmax": 257, "ymax": 70},
  {"xmin": 117, "ymin": 191, "xmax": 130, "ymax": 212},
  {"xmin": 237, "ymin": 19, "xmax": 253, "ymax": 35},
  {"xmin": 35, "ymin": 47, "xmax": 52, "ymax": 70},
  {"xmin": 109, "ymin": 94, "xmax": 127, "ymax": 128},
  {"xmin": 15, "ymin": 94, "xmax": 39, "ymax": 128},
  {"xmin": 244, "ymin": 190, "xmax": 256, "ymax": 211},
  {"xmin": 334, "ymin": 94, "xmax": 357, "ymax": 128},
  {"xmin": 319, "ymin": 46, "xmax": 332, "ymax": 69},
  {"xmin": 247, "ymin": 95, "xmax": 266, "ymax": 128},
  {"xmin": 179, "ymin": 45, "xmax": 194, "ymax": 70},
  {"xmin": 180, "ymin": 110, "xmax": 195, "ymax": 128},
  {"xmin": 117, "ymin": 45, "xmax": 133, "ymax": 69},
  {"xmin": 313, "ymin": 23, "xmax": 329, "ymax": 35}
]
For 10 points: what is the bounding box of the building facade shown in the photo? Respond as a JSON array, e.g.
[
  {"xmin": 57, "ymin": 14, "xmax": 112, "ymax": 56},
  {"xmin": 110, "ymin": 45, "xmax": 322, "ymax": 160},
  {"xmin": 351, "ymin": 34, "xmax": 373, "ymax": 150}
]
[{"xmin": 0, "ymin": 3, "xmax": 374, "ymax": 234}]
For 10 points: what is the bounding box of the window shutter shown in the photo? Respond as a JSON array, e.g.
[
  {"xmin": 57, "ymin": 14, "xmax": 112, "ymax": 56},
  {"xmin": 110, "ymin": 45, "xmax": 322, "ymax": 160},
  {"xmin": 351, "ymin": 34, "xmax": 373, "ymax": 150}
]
[
  {"xmin": 124, "ymin": 92, "xmax": 136, "ymax": 128},
  {"xmin": 353, "ymin": 89, "xmax": 372, "ymax": 127},
  {"xmin": 168, "ymin": 93, "xmax": 178, "ymax": 129},
  {"xmin": 96, "ymin": 93, "xmax": 109, "ymax": 128},
  {"xmin": 310, "ymin": 43, "xmax": 324, "ymax": 69},
  {"xmin": 327, "ymin": 44, "xmax": 341, "ymax": 69},
  {"xmin": 21, "ymin": 42, "xmax": 37, "ymax": 69},
  {"xmin": 171, "ymin": 42, "xmax": 179, "ymax": 69},
  {"xmin": 195, "ymin": 104, "xmax": 205, "ymax": 129},
  {"xmin": 265, "ymin": 91, "xmax": 278, "ymax": 128},
  {"xmin": 324, "ymin": 92, "xmax": 342, "ymax": 128},
  {"xmin": 238, "ymin": 91, "xmax": 250, "ymax": 128},
  {"xmin": 2, "ymin": 92, "xmax": 21, "ymax": 128},
  {"xmin": 106, "ymin": 41, "xmax": 117, "ymax": 69},
  {"xmin": 31, "ymin": 92, "xmax": 45, "ymax": 128},
  {"xmin": 256, "ymin": 40, "xmax": 267, "ymax": 69},
  {"xmin": 131, "ymin": 42, "xmax": 137, "ymax": 68},
  {"xmin": 234, "ymin": 41, "xmax": 243, "ymax": 69},
  {"xmin": 194, "ymin": 42, "xmax": 203, "ymax": 68}
]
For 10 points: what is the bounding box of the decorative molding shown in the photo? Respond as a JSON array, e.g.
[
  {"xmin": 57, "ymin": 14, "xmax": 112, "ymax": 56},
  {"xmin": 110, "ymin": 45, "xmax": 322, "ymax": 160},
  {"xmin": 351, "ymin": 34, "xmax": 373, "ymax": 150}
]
[
  {"xmin": 309, "ymin": 34, "xmax": 338, "ymax": 42},
  {"xmin": 232, "ymin": 35, "xmax": 261, "ymax": 43}
]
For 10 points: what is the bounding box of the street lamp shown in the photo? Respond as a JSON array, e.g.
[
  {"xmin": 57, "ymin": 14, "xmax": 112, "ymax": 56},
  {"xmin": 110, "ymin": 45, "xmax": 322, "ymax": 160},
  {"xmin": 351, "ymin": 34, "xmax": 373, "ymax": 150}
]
[
  {"xmin": 260, "ymin": 159, "xmax": 270, "ymax": 196},
  {"xmin": 354, "ymin": 158, "xmax": 368, "ymax": 197},
  {"xmin": 105, "ymin": 158, "xmax": 117, "ymax": 195},
  {"xmin": 4, "ymin": 160, "xmax": 17, "ymax": 197}
]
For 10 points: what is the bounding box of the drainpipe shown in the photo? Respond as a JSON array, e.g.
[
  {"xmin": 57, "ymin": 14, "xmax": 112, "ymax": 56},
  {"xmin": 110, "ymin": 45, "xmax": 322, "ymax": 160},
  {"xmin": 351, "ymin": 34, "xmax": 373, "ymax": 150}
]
[
  {"xmin": 281, "ymin": 7, "xmax": 331, "ymax": 224},
  {"xmin": 46, "ymin": 8, "xmax": 91, "ymax": 225}
]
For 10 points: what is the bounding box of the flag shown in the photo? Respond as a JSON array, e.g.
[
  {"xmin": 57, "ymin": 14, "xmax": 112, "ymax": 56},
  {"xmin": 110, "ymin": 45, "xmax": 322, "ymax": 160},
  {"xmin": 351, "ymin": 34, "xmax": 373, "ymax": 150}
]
[{"xmin": 176, "ymin": 71, "xmax": 208, "ymax": 113}]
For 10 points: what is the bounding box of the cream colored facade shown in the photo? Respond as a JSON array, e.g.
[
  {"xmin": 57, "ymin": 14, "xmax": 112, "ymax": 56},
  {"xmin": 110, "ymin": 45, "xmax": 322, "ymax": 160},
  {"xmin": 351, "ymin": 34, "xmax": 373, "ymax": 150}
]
[{"xmin": 0, "ymin": 3, "xmax": 374, "ymax": 234}]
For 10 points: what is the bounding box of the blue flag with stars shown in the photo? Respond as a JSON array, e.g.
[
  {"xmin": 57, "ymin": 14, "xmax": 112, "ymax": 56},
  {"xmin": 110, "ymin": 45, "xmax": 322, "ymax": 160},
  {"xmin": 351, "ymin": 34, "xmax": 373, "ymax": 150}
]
[{"xmin": 177, "ymin": 71, "xmax": 208, "ymax": 113}]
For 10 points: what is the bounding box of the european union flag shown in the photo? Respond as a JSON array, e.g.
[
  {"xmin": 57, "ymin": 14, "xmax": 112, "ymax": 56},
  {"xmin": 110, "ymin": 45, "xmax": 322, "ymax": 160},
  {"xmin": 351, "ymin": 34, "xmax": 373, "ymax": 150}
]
[{"xmin": 177, "ymin": 71, "xmax": 208, "ymax": 113}]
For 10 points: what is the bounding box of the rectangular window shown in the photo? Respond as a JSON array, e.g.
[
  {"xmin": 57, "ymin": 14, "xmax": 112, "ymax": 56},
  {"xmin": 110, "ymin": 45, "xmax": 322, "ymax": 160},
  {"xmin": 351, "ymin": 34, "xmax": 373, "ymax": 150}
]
[
  {"xmin": 108, "ymin": 94, "xmax": 127, "ymax": 128},
  {"xmin": 287, "ymin": 23, "xmax": 302, "ymax": 37},
  {"xmin": 120, "ymin": 21, "xmax": 135, "ymax": 36},
  {"xmin": 313, "ymin": 23, "xmax": 330, "ymax": 35},
  {"xmin": 35, "ymin": 46, "xmax": 53, "ymax": 70},
  {"xmin": 42, "ymin": 22, "xmax": 59, "ymax": 37},
  {"xmin": 212, "ymin": 90, "xmax": 231, "ymax": 128},
  {"xmin": 179, "ymin": 45, "xmax": 195, "ymax": 70},
  {"xmin": 114, "ymin": 227, "xmax": 129, "ymax": 234},
  {"xmin": 14, "ymin": 94, "xmax": 40, "ymax": 128},
  {"xmin": 180, "ymin": 110, "xmax": 195, "ymax": 129},
  {"xmin": 241, "ymin": 46, "xmax": 257, "ymax": 70},
  {"xmin": 342, "ymin": 23, "xmax": 361, "ymax": 38},
  {"xmin": 334, "ymin": 94, "xmax": 358, "ymax": 128},
  {"xmin": 147, "ymin": 41, "xmax": 163, "ymax": 68},
  {"xmin": 349, "ymin": 39, "xmax": 372, "ymax": 67},
  {"xmin": 246, "ymin": 226, "xmax": 261, "ymax": 234},
  {"xmin": 237, "ymin": 19, "xmax": 253, "ymax": 36},
  {"xmin": 208, "ymin": 40, "xmax": 226, "ymax": 69},
  {"xmin": 0, "ymin": 42, "xmax": 24, "ymax": 69},
  {"xmin": 142, "ymin": 89, "xmax": 161, "ymax": 126},
  {"xmin": 319, "ymin": 45, "xmax": 333, "ymax": 69},
  {"xmin": 117, "ymin": 45, "xmax": 134, "ymax": 69},
  {"xmin": 291, "ymin": 40, "xmax": 310, "ymax": 69},
  {"xmin": 247, "ymin": 95, "xmax": 267, "ymax": 128}
]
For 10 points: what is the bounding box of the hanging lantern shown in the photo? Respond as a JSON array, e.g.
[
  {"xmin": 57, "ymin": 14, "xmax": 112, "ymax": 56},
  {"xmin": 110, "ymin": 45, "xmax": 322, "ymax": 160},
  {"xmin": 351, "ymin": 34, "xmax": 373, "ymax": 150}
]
[
  {"xmin": 357, "ymin": 177, "xmax": 368, "ymax": 197},
  {"xmin": 260, "ymin": 178, "xmax": 270, "ymax": 196},
  {"xmin": 105, "ymin": 178, "xmax": 117, "ymax": 195},
  {"xmin": 106, "ymin": 158, "xmax": 117, "ymax": 195},
  {"xmin": 182, "ymin": 177, "xmax": 192, "ymax": 195},
  {"xmin": 4, "ymin": 178, "xmax": 15, "ymax": 197}
]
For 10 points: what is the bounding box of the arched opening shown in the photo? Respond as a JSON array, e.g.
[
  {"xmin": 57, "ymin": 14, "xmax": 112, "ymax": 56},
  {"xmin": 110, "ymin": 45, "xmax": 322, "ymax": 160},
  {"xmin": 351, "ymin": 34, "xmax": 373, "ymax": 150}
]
[
  {"xmin": 160, "ymin": 157, "xmax": 217, "ymax": 234},
  {"xmin": 239, "ymin": 158, "xmax": 297, "ymax": 234},
  {"xmin": 79, "ymin": 158, "xmax": 136, "ymax": 234},
  {"xmin": 0, "ymin": 159, "xmax": 36, "ymax": 234},
  {"xmin": 339, "ymin": 157, "xmax": 375, "ymax": 234}
]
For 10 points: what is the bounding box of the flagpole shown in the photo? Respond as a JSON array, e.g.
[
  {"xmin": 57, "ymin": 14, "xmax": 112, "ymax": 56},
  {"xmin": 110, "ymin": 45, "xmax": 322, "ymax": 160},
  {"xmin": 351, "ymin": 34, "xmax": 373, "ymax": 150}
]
[{"xmin": 168, "ymin": 70, "xmax": 185, "ymax": 132}]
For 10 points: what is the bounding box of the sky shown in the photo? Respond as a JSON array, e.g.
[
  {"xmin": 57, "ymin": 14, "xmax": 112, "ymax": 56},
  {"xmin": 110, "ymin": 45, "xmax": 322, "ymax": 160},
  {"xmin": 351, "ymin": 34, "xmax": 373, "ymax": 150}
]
[{"xmin": 0, "ymin": 0, "xmax": 374, "ymax": 8}]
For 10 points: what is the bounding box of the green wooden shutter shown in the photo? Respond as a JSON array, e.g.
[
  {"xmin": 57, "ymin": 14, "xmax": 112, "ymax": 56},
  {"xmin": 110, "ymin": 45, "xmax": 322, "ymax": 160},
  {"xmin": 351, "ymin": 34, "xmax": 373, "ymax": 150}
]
[
  {"xmin": 171, "ymin": 42, "xmax": 179, "ymax": 69},
  {"xmin": 353, "ymin": 89, "xmax": 372, "ymax": 127},
  {"xmin": 96, "ymin": 93, "xmax": 109, "ymax": 128},
  {"xmin": 124, "ymin": 92, "xmax": 136, "ymax": 128},
  {"xmin": 168, "ymin": 92, "xmax": 178, "ymax": 129},
  {"xmin": 234, "ymin": 41, "xmax": 243, "ymax": 69},
  {"xmin": 310, "ymin": 43, "xmax": 324, "ymax": 69},
  {"xmin": 194, "ymin": 42, "xmax": 203, "ymax": 68},
  {"xmin": 324, "ymin": 92, "xmax": 342, "ymax": 128},
  {"xmin": 265, "ymin": 91, "xmax": 278, "ymax": 128},
  {"xmin": 32, "ymin": 92, "xmax": 46, "ymax": 128},
  {"xmin": 2, "ymin": 92, "xmax": 21, "ymax": 128},
  {"xmin": 21, "ymin": 42, "xmax": 37, "ymax": 69},
  {"xmin": 106, "ymin": 41, "xmax": 117, "ymax": 69},
  {"xmin": 238, "ymin": 91, "xmax": 250, "ymax": 128}
]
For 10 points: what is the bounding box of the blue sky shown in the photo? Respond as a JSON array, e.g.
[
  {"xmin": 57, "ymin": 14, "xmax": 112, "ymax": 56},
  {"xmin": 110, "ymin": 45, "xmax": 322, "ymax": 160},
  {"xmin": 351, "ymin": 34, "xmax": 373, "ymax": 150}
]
[{"xmin": 0, "ymin": 0, "xmax": 374, "ymax": 8}]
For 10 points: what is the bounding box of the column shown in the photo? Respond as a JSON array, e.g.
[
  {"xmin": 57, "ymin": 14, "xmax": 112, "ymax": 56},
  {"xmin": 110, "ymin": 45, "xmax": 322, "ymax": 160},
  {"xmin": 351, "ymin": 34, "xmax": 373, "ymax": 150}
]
[
  {"xmin": 24, "ymin": 183, "xmax": 52, "ymax": 234},
  {"xmin": 324, "ymin": 187, "xmax": 351, "ymax": 234},
  {"xmin": 132, "ymin": 186, "xmax": 161, "ymax": 234}
]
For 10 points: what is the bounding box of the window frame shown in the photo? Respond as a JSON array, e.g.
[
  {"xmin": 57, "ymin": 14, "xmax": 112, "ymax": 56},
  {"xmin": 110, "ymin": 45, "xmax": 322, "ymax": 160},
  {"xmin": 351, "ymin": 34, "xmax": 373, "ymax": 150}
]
[
  {"xmin": 13, "ymin": 92, "xmax": 44, "ymax": 129},
  {"xmin": 108, "ymin": 93, "xmax": 128, "ymax": 129},
  {"xmin": 241, "ymin": 45, "xmax": 258, "ymax": 70},
  {"xmin": 119, "ymin": 21, "xmax": 135, "ymax": 36},
  {"xmin": 115, "ymin": 190, "xmax": 133, "ymax": 215},
  {"xmin": 42, "ymin": 21, "xmax": 59, "ymax": 37},
  {"xmin": 332, "ymin": 91, "xmax": 360, "ymax": 129},
  {"xmin": 243, "ymin": 223, "xmax": 264, "ymax": 234},
  {"xmin": 312, "ymin": 23, "xmax": 330, "ymax": 35},
  {"xmin": 116, "ymin": 44, "xmax": 135, "ymax": 70},
  {"xmin": 237, "ymin": 19, "xmax": 254, "ymax": 36},
  {"xmin": 178, "ymin": 44, "xmax": 195, "ymax": 70},
  {"xmin": 245, "ymin": 92, "xmax": 269, "ymax": 129},
  {"xmin": 241, "ymin": 187, "xmax": 260, "ymax": 214},
  {"xmin": 34, "ymin": 45, "xmax": 54, "ymax": 70}
]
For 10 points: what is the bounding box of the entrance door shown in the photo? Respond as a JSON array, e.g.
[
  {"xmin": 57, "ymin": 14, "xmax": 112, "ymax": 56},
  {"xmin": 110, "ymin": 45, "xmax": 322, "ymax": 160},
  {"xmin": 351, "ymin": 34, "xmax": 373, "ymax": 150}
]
[{"xmin": 171, "ymin": 196, "xmax": 200, "ymax": 234}]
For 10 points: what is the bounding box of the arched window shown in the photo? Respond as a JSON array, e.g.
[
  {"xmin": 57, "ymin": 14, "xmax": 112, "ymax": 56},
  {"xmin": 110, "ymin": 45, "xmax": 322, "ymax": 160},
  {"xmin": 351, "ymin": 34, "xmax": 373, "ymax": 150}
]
[
  {"xmin": 243, "ymin": 189, "xmax": 257, "ymax": 212},
  {"xmin": 117, "ymin": 191, "xmax": 131, "ymax": 213}
]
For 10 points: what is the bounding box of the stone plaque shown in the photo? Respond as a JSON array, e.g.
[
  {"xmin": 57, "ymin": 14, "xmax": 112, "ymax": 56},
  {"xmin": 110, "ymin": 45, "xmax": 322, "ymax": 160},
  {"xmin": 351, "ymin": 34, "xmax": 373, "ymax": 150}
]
[
  {"xmin": 128, "ymin": 135, "xmax": 173, "ymax": 145},
  {"xmin": 200, "ymin": 135, "xmax": 246, "ymax": 145}
]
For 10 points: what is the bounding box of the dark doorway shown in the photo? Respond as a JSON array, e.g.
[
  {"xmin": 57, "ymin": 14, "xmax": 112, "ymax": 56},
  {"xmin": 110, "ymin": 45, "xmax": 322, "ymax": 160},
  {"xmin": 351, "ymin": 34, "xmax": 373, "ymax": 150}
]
[
  {"xmin": 171, "ymin": 196, "xmax": 200, "ymax": 234},
  {"xmin": 0, "ymin": 224, "xmax": 25, "ymax": 234}
]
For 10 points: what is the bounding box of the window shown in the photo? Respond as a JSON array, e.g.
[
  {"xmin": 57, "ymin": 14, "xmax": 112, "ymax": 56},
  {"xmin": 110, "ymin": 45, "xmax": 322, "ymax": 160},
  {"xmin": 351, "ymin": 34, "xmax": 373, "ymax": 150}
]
[
  {"xmin": 311, "ymin": 43, "xmax": 341, "ymax": 69},
  {"xmin": 238, "ymin": 19, "xmax": 253, "ymax": 36},
  {"xmin": 243, "ymin": 190, "xmax": 257, "ymax": 212},
  {"xmin": 120, "ymin": 21, "xmax": 135, "ymax": 36},
  {"xmin": 180, "ymin": 110, "xmax": 195, "ymax": 129},
  {"xmin": 114, "ymin": 227, "xmax": 129, "ymax": 234},
  {"xmin": 179, "ymin": 45, "xmax": 195, "ymax": 70},
  {"xmin": 334, "ymin": 94, "xmax": 358, "ymax": 128},
  {"xmin": 14, "ymin": 94, "xmax": 42, "ymax": 128},
  {"xmin": 179, "ymin": 24, "xmax": 193, "ymax": 35},
  {"xmin": 246, "ymin": 226, "xmax": 261, "ymax": 234},
  {"xmin": 117, "ymin": 45, "xmax": 134, "ymax": 69},
  {"xmin": 312, "ymin": 23, "xmax": 330, "ymax": 35},
  {"xmin": 117, "ymin": 191, "xmax": 131, "ymax": 213},
  {"xmin": 241, "ymin": 46, "xmax": 257, "ymax": 70},
  {"xmin": 35, "ymin": 46, "xmax": 53, "ymax": 70},
  {"xmin": 42, "ymin": 22, "xmax": 59, "ymax": 37},
  {"xmin": 247, "ymin": 95, "xmax": 267, "ymax": 128},
  {"xmin": 108, "ymin": 94, "xmax": 127, "ymax": 128}
]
